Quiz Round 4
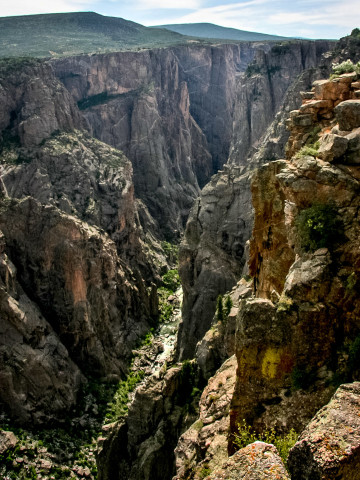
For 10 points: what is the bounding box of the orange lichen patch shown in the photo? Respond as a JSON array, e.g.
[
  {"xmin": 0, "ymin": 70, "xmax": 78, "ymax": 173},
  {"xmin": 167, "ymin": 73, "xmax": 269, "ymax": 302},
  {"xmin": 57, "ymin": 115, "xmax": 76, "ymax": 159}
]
[{"xmin": 65, "ymin": 268, "xmax": 87, "ymax": 304}]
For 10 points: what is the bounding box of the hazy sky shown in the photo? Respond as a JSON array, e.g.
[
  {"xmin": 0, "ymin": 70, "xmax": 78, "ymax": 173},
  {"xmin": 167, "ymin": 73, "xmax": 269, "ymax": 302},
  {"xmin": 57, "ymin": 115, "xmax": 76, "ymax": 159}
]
[{"xmin": 1, "ymin": 0, "xmax": 359, "ymax": 39}]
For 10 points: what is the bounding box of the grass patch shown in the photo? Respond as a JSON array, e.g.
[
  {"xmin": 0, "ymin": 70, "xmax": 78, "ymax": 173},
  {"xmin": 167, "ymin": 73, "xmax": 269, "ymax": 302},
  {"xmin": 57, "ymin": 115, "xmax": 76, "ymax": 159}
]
[
  {"xmin": 233, "ymin": 419, "xmax": 298, "ymax": 468},
  {"xmin": 295, "ymin": 142, "xmax": 320, "ymax": 158}
]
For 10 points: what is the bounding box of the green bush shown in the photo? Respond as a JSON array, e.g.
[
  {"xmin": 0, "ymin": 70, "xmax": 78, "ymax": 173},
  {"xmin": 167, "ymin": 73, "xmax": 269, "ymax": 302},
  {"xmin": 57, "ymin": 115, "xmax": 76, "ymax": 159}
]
[
  {"xmin": 224, "ymin": 295, "xmax": 233, "ymax": 316},
  {"xmin": 291, "ymin": 365, "xmax": 317, "ymax": 390},
  {"xmin": 295, "ymin": 142, "xmax": 320, "ymax": 158},
  {"xmin": 216, "ymin": 294, "xmax": 224, "ymax": 322},
  {"xmin": 233, "ymin": 419, "xmax": 298, "ymax": 467},
  {"xmin": 295, "ymin": 203, "xmax": 344, "ymax": 252},
  {"xmin": 330, "ymin": 59, "xmax": 360, "ymax": 78},
  {"xmin": 162, "ymin": 269, "xmax": 180, "ymax": 292},
  {"xmin": 105, "ymin": 370, "xmax": 145, "ymax": 422},
  {"xmin": 158, "ymin": 287, "xmax": 175, "ymax": 323}
]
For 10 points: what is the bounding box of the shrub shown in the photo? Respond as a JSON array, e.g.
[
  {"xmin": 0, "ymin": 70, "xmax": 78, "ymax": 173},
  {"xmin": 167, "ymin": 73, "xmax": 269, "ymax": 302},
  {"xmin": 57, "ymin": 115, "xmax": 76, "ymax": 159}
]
[
  {"xmin": 291, "ymin": 365, "xmax": 317, "ymax": 390},
  {"xmin": 233, "ymin": 419, "xmax": 298, "ymax": 467},
  {"xmin": 224, "ymin": 295, "xmax": 233, "ymax": 316},
  {"xmin": 330, "ymin": 59, "xmax": 360, "ymax": 78},
  {"xmin": 295, "ymin": 203, "xmax": 344, "ymax": 252},
  {"xmin": 216, "ymin": 294, "xmax": 224, "ymax": 322},
  {"xmin": 295, "ymin": 142, "xmax": 320, "ymax": 158},
  {"xmin": 162, "ymin": 269, "xmax": 180, "ymax": 292},
  {"xmin": 157, "ymin": 287, "xmax": 175, "ymax": 323}
]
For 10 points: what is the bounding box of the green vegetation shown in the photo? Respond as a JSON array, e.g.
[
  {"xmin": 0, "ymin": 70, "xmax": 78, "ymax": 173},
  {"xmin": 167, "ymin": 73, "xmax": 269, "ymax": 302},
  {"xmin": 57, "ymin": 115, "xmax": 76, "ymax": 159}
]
[
  {"xmin": 157, "ymin": 23, "xmax": 290, "ymax": 42},
  {"xmin": 161, "ymin": 241, "xmax": 179, "ymax": 265},
  {"xmin": 105, "ymin": 369, "xmax": 145, "ymax": 422},
  {"xmin": 295, "ymin": 203, "xmax": 344, "ymax": 252},
  {"xmin": 295, "ymin": 141, "xmax": 320, "ymax": 158},
  {"xmin": 351, "ymin": 28, "xmax": 360, "ymax": 39},
  {"xmin": 233, "ymin": 419, "xmax": 298, "ymax": 467},
  {"xmin": 245, "ymin": 62, "xmax": 263, "ymax": 77},
  {"xmin": 158, "ymin": 287, "xmax": 175, "ymax": 323},
  {"xmin": 176, "ymin": 360, "xmax": 198, "ymax": 407},
  {"xmin": 199, "ymin": 465, "xmax": 212, "ymax": 478},
  {"xmin": 0, "ymin": 12, "xmax": 195, "ymax": 58},
  {"xmin": 330, "ymin": 59, "xmax": 360, "ymax": 78},
  {"xmin": 216, "ymin": 294, "xmax": 224, "ymax": 322},
  {"xmin": 216, "ymin": 294, "xmax": 232, "ymax": 322},
  {"xmin": 347, "ymin": 335, "xmax": 360, "ymax": 375},
  {"xmin": 276, "ymin": 295, "xmax": 295, "ymax": 313},
  {"xmin": 225, "ymin": 295, "xmax": 233, "ymax": 316},
  {"xmin": 162, "ymin": 269, "xmax": 180, "ymax": 292}
]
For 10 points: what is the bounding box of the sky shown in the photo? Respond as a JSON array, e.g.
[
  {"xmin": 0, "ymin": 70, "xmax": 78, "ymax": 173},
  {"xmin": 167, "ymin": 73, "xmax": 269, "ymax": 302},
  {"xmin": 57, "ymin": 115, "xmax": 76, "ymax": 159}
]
[{"xmin": 0, "ymin": 0, "xmax": 359, "ymax": 39}]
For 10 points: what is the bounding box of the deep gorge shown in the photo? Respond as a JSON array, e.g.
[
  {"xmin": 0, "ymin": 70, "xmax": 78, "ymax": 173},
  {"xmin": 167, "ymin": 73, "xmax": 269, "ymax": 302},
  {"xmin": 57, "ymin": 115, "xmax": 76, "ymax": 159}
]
[{"xmin": 1, "ymin": 25, "xmax": 360, "ymax": 480}]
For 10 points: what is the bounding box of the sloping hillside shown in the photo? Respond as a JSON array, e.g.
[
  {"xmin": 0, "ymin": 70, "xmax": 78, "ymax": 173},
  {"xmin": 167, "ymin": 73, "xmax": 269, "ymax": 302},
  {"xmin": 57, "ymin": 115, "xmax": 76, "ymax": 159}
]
[
  {"xmin": 153, "ymin": 22, "xmax": 290, "ymax": 42},
  {"xmin": 0, "ymin": 11, "xmax": 188, "ymax": 57}
]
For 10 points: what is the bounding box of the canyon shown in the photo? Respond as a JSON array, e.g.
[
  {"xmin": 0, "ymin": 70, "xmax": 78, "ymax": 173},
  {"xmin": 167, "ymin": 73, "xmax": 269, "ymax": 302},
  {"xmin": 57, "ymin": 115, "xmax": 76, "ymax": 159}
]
[{"xmin": 0, "ymin": 15, "xmax": 360, "ymax": 480}]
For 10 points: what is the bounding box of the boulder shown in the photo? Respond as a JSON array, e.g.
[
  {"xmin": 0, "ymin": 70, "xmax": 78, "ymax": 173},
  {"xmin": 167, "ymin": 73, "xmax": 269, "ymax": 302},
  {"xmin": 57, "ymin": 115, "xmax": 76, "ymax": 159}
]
[
  {"xmin": 205, "ymin": 442, "xmax": 290, "ymax": 479},
  {"xmin": 335, "ymin": 100, "xmax": 360, "ymax": 131},
  {"xmin": 318, "ymin": 133, "xmax": 348, "ymax": 162},
  {"xmin": 0, "ymin": 431, "xmax": 18, "ymax": 454},
  {"xmin": 288, "ymin": 382, "xmax": 360, "ymax": 480}
]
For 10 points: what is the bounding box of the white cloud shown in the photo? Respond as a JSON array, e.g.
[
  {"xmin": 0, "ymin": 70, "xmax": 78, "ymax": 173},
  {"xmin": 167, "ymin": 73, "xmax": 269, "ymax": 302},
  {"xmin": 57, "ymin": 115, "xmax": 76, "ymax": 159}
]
[
  {"xmin": 0, "ymin": 0, "xmax": 92, "ymax": 17},
  {"xmin": 137, "ymin": 0, "xmax": 203, "ymax": 9}
]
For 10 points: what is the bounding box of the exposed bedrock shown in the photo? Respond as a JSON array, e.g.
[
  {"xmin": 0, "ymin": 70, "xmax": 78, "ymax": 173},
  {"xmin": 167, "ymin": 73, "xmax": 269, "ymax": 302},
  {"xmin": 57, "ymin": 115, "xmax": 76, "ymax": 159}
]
[
  {"xmin": 288, "ymin": 382, "xmax": 360, "ymax": 480},
  {"xmin": 177, "ymin": 41, "xmax": 332, "ymax": 360},
  {"xmin": 0, "ymin": 197, "xmax": 154, "ymax": 380},
  {"xmin": 52, "ymin": 41, "xmax": 331, "ymax": 239},
  {"xmin": 0, "ymin": 229, "xmax": 83, "ymax": 425}
]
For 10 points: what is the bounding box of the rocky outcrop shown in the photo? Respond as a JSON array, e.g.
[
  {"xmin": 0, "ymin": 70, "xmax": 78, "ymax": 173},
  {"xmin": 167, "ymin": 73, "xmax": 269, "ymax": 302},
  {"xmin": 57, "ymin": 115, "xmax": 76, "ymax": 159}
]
[
  {"xmin": 195, "ymin": 279, "xmax": 252, "ymax": 380},
  {"xmin": 0, "ymin": 227, "xmax": 83, "ymax": 424},
  {"xmin": 0, "ymin": 59, "xmax": 83, "ymax": 147},
  {"xmin": 286, "ymin": 71, "xmax": 360, "ymax": 160},
  {"xmin": 230, "ymin": 74, "xmax": 360, "ymax": 441},
  {"xmin": 1, "ymin": 130, "xmax": 161, "ymax": 275},
  {"xmin": 174, "ymin": 356, "xmax": 237, "ymax": 480},
  {"xmin": 205, "ymin": 442, "xmax": 290, "ymax": 480},
  {"xmin": 0, "ymin": 197, "xmax": 154, "ymax": 379},
  {"xmin": 97, "ymin": 363, "xmax": 200, "ymax": 480},
  {"xmin": 288, "ymin": 382, "xmax": 360, "ymax": 480},
  {"xmin": 177, "ymin": 41, "xmax": 332, "ymax": 360}
]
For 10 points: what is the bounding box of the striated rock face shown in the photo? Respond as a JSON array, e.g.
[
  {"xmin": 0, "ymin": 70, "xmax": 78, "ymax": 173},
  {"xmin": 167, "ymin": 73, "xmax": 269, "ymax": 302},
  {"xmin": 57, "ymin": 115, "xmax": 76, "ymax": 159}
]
[
  {"xmin": 0, "ymin": 227, "xmax": 83, "ymax": 424},
  {"xmin": 177, "ymin": 41, "xmax": 332, "ymax": 360},
  {"xmin": 177, "ymin": 166, "xmax": 254, "ymax": 359},
  {"xmin": 229, "ymin": 41, "xmax": 331, "ymax": 166},
  {"xmin": 51, "ymin": 44, "xmax": 264, "ymax": 238},
  {"xmin": 174, "ymin": 356, "xmax": 237, "ymax": 480},
  {"xmin": 0, "ymin": 59, "xmax": 83, "ymax": 147},
  {"xmin": 205, "ymin": 442, "xmax": 290, "ymax": 480},
  {"xmin": 0, "ymin": 197, "xmax": 153, "ymax": 378},
  {"xmin": 288, "ymin": 382, "xmax": 360, "ymax": 480}
]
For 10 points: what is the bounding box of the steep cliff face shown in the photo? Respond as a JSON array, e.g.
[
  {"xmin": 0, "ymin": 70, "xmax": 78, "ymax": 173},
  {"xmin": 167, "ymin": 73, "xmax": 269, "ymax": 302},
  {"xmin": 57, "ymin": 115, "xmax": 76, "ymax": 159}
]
[
  {"xmin": 0, "ymin": 60, "xmax": 158, "ymax": 423},
  {"xmin": 230, "ymin": 72, "xmax": 360, "ymax": 439},
  {"xmin": 0, "ymin": 59, "xmax": 83, "ymax": 147},
  {"xmin": 0, "ymin": 228, "xmax": 83, "ymax": 424},
  {"xmin": 177, "ymin": 40, "xmax": 332, "ymax": 360},
  {"xmin": 0, "ymin": 197, "xmax": 153, "ymax": 377},
  {"xmin": 51, "ymin": 44, "xmax": 262, "ymax": 239}
]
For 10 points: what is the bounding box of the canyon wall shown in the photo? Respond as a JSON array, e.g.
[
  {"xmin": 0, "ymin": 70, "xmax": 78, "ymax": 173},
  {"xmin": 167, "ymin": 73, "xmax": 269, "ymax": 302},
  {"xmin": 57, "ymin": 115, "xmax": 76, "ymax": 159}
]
[
  {"xmin": 51, "ymin": 44, "xmax": 263, "ymax": 239},
  {"xmin": 177, "ymin": 40, "xmax": 332, "ymax": 359}
]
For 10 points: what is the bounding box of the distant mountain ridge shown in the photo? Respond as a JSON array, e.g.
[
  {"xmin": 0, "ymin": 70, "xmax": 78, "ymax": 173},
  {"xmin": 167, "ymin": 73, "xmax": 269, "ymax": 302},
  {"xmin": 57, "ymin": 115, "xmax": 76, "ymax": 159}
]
[
  {"xmin": 0, "ymin": 11, "xmax": 188, "ymax": 57},
  {"xmin": 152, "ymin": 22, "xmax": 291, "ymax": 42}
]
